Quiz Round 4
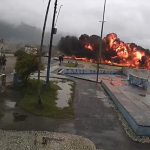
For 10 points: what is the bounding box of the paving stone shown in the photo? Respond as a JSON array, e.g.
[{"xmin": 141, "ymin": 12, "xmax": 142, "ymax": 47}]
[{"xmin": 0, "ymin": 130, "xmax": 96, "ymax": 150}]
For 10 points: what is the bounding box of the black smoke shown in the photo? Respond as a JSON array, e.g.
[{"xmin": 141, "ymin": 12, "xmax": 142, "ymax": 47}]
[{"xmin": 58, "ymin": 33, "xmax": 150, "ymax": 62}]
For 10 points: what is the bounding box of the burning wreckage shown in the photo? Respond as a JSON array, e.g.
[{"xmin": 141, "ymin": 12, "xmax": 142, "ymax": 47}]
[{"xmin": 63, "ymin": 33, "xmax": 150, "ymax": 70}]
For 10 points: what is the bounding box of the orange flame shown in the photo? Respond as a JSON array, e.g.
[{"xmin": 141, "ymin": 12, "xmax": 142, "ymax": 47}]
[
  {"xmin": 64, "ymin": 33, "xmax": 150, "ymax": 70},
  {"xmin": 85, "ymin": 44, "xmax": 93, "ymax": 50},
  {"xmin": 102, "ymin": 33, "xmax": 150, "ymax": 69},
  {"xmin": 64, "ymin": 55, "xmax": 96, "ymax": 63}
]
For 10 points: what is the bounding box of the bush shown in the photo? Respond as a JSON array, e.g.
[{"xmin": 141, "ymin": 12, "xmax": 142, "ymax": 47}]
[
  {"xmin": 15, "ymin": 53, "xmax": 44, "ymax": 86},
  {"xmin": 14, "ymin": 50, "xmax": 26, "ymax": 57}
]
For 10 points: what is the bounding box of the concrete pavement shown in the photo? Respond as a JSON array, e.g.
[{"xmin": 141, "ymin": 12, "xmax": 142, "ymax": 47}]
[
  {"xmin": 1, "ymin": 78, "xmax": 150, "ymax": 149},
  {"xmin": 0, "ymin": 130, "xmax": 97, "ymax": 150},
  {"xmin": 1, "ymin": 57, "xmax": 150, "ymax": 149},
  {"xmin": 63, "ymin": 74, "xmax": 126, "ymax": 83},
  {"xmin": 102, "ymin": 77, "xmax": 150, "ymax": 136}
]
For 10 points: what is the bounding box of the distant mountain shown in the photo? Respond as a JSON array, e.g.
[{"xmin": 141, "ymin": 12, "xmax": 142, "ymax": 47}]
[{"xmin": 0, "ymin": 21, "xmax": 64, "ymax": 46}]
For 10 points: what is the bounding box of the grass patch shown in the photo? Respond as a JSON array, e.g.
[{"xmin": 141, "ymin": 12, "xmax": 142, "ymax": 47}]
[
  {"xmin": 65, "ymin": 62, "xmax": 76, "ymax": 67},
  {"xmin": 18, "ymin": 79, "xmax": 75, "ymax": 119}
]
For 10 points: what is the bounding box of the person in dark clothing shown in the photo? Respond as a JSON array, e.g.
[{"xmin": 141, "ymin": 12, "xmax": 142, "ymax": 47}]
[
  {"xmin": 61, "ymin": 55, "xmax": 64, "ymax": 62},
  {"xmin": 2, "ymin": 55, "xmax": 7, "ymax": 70},
  {"xmin": 59, "ymin": 55, "xmax": 64, "ymax": 65},
  {"xmin": 0, "ymin": 56, "xmax": 2, "ymax": 70},
  {"xmin": 59, "ymin": 55, "xmax": 62, "ymax": 65}
]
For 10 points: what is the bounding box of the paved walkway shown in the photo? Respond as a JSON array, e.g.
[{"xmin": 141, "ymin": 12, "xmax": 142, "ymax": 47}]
[
  {"xmin": 0, "ymin": 130, "xmax": 96, "ymax": 150},
  {"xmin": 65, "ymin": 74, "xmax": 127, "ymax": 83},
  {"xmin": 79, "ymin": 61, "xmax": 122, "ymax": 70},
  {"xmin": 1, "ymin": 58, "xmax": 150, "ymax": 149},
  {"xmin": 102, "ymin": 76, "xmax": 150, "ymax": 135},
  {"xmin": 1, "ymin": 79, "xmax": 150, "ymax": 150}
]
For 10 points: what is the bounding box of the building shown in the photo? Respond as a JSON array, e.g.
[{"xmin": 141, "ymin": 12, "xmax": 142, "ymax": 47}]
[{"xmin": 24, "ymin": 45, "xmax": 38, "ymax": 55}]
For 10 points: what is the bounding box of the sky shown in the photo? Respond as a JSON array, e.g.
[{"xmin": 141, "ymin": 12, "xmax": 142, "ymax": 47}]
[{"xmin": 0, "ymin": 0, "xmax": 150, "ymax": 48}]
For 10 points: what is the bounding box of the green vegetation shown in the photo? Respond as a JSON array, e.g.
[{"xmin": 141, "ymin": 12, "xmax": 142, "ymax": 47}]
[
  {"xmin": 20, "ymin": 79, "xmax": 75, "ymax": 119},
  {"xmin": 15, "ymin": 53, "xmax": 44, "ymax": 86},
  {"xmin": 65, "ymin": 62, "xmax": 76, "ymax": 67},
  {"xmin": 13, "ymin": 51, "xmax": 75, "ymax": 119},
  {"xmin": 14, "ymin": 50, "xmax": 26, "ymax": 57}
]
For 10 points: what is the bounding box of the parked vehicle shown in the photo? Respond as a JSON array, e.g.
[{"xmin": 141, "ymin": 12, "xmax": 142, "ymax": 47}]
[
  {"xmin": 53, "ymin": 55, "xmax": 59, "ymax": 60},
  {"xmin": 44, "ymin": 53, "xmax": 49, "ymax": 57}
]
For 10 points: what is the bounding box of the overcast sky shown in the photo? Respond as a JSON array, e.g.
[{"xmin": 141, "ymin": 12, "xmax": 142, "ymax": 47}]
[{"xmin": 0, "ymin": 0, "xmax": 150, "ymax": 48}]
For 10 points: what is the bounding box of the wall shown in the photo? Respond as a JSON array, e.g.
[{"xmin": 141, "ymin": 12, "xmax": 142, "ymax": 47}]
[
  {"xmin": 129, "ymin": 74, "xmax": 148, "ymax": 89},
  {"xmin": 0, "ymin": 74, "xmax": 6, "ymax": 92},
  {"xmin": 62, "ymin": 68, "xmax": 121, "ymax": 74}
]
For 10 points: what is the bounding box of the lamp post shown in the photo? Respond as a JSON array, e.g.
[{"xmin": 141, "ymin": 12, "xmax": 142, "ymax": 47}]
[
  {"xmin": 96, "ymin": 0, "xmax": 107, "ymax": 83},
  {"xmin": 37, "ymin": 0, "xmax": 52, "ymax": 105},
  {"xmin": 55, "ymin": 5, "xmax": 63, "ymax": 26},
  {"xmin": 46, "ymin": 0, "xmax": 58, "ymax": 86}
]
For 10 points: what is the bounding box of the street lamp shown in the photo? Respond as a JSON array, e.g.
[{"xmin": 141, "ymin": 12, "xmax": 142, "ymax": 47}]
[
  {"xmin": 46, "ymin": 0, "xmax": 58, "ymax": 86},
  {"xmin": 96, "ymin": 0, "xmax": 107, "ymax": 83},
  {"xmin": 37, "ymin": 0, "xmax": 52, "ymax": 105},
  {"xmin": 55, "ymin": 5, "xmax": 63, "ymax": 26}
]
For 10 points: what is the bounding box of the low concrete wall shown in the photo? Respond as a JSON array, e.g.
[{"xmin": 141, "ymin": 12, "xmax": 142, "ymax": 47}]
[
  {"xmin": 60, "ymin": 68, "xmax": 121, "ymax": 74},
  {"xmin": 129, "ymin": 73, "xmax": 148, "ymax": 89},
  {"xmin": 0, "ymin": 73, "xmax": 6, "ymax": 92}
]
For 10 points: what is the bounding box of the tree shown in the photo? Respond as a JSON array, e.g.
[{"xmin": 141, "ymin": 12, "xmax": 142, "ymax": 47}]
[
  {"xmin": 14, "ymin": 49, "xmax": 26, "ymax": 57},
  {"xmin": 15, "ymin": 54, "xmax": 44, "ymax": 86}
]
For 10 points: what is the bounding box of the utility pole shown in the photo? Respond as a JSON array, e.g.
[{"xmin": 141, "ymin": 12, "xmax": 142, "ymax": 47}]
[
  {"xmin": 46, "ymin": 0, "xmax": 58, "ymax": 86},
  {"xmin": 37, "ymin": 0, "xmax": 52, "ymax": 105},
  {"xmin": 96, "ymin": 0, "xmax": 107, "ymax": 83}
]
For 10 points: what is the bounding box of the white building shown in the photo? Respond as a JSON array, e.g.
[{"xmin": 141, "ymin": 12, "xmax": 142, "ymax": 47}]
[{"xmin": 24, "ymin": 45, "xmax": 38, "ymax": 55}]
